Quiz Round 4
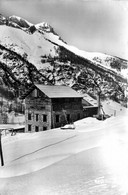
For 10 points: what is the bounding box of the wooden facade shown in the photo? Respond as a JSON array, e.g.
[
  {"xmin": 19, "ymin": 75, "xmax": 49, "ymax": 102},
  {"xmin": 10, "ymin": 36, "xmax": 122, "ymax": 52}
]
[{"xmin": 24, "ymin": 85, "xmax": 83, "ymax": 132}]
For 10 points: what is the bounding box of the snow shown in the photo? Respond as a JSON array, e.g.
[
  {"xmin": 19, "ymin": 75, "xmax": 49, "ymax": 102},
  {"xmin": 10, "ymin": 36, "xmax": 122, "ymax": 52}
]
[
  {"xmin": 82, "ymin": 93, "xmax": 98, "ymax": 106},
  {"xmin": 65, "ymin": 45, "xmax": 127, "ymax": 78},
  {"xmin": 74, "ymin": 99, "xmax": 127, "ymax": 133},
  {"xmin": 7, "ymin": 112, "xmax": 25, "ymax": 124},
  {"xmin": 43, "ymin": 31, "xmax": 106, "ymax": 62},
  {"xmin": 0, "ymin": 101, "xmax": 127, "ymax": 163},
  {"xmin": 101, "ymin": 99, "xmax": 127, "ymax": 116},
  {"xmin": 0, "ymin": 18, "xmax": 128, "ymax": 194},
  {"xmin": 0, "ymin": 124, "xmax": 25, "ymax": 131},
  {"xmin": 9, "ymin": 15, "xmax": 33, "ymax": 27},
  {"xmin": 35, "ymin": 22, "xmax": 50, "ymax": 30},
  {"xmin": 43, "ymin": 32, "xmax": 128, "ymax": 79},
  {"xmin": 0, "ymin": 26, "xmax": 57, "ymax": 69},
  {"xmin": 121, "ymin": 68, "xmax": 128, "ymax": 78},
  {"xmin": 0, "ymin": 103, "xmax": 127, "ymax": 194},
  {"xmin": 0, "ymin": 24, "xmax": 127, "ymax": 78}
]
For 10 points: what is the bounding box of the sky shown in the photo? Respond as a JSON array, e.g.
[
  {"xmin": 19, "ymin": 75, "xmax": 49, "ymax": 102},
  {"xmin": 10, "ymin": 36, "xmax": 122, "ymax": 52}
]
[{"xmin": 0, "ymin": 0, "xmax": 128, "ymax": 60}]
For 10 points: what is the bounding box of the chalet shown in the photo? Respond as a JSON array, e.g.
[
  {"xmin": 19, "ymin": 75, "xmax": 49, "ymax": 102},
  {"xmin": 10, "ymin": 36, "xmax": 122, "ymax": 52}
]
[
  {"xmin": 22, "ymin": 84, "xmax": 84, "ymax": 132},
  {"xmin": 21, "ymin": 84, "xmax": 98, "ymax": 132}
]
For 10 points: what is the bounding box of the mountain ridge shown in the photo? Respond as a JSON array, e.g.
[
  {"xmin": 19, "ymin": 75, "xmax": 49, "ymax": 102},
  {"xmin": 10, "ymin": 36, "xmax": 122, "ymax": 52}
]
[{"xmin": 0, "ymin": 13, "xmax": 127, "ymax": 105}]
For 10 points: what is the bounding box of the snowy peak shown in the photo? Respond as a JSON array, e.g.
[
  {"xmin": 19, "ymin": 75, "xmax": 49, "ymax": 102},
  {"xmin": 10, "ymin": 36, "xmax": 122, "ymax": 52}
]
[
  {"xmin": 0, "ymin": 14, "xmax": 33, "ymax": 30},
  {"xmin": 0, "ymin": 13, "xmax": 127, "ymax": 79},
  {"xmin": 0, "ymin": 13, "xmax": 127, "ymax": 105},
  {"xmin": 0, "ymin": 14, "xmax": 6, "ymax": 24},
  {"xmin": 0, "ymin": 13, "xmax": 62, "ymax": 40},
  {"xmin": 35, "ymin": 22, "xmax": 55, "ymax": 33},
  {"xmin": 9, "ymin": 15, "xmax": 33, "ymax": 28}
]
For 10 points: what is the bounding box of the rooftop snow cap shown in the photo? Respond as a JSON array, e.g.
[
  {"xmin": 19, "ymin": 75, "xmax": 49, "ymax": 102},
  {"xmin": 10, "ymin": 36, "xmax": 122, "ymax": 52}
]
[{"xmin": 35, "ymin": 84, "xmax": 82, "ymax": 98}]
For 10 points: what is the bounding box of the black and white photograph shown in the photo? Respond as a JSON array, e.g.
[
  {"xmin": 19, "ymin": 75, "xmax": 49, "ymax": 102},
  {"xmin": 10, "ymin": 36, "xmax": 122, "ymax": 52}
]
[{"xmin": 0, "ymin": 0, "xmax": 128, "ymax": 194}]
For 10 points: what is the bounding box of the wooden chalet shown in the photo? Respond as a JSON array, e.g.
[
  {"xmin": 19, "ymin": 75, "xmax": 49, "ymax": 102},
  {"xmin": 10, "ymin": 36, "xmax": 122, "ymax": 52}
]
[{"xmin": 22, "ymin": 84, "xmax": 84, "ymax": 132}]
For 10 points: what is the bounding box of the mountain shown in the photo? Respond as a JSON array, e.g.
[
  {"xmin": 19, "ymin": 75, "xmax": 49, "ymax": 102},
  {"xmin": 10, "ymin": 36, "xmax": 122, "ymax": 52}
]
[{"xmin": 0, "ymin": 14, "xmax": 127, "ymax": 105}]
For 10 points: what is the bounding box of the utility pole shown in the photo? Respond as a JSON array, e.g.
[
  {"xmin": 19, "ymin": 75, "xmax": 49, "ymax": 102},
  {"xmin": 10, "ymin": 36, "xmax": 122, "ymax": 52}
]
[
  {"xmin": 0, "ymin": 131, "xmax": 4, "ymax": 166},
  {"xmin": 97, "ymin": 91, "xmax": 101, "ymax": 117}
]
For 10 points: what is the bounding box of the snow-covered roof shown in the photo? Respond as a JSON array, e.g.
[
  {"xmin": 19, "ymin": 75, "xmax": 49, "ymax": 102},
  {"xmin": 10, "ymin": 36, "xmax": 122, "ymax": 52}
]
[
  {"xmin": 82, "ymin": 93, "xmax": 98, "ymax": 107},
  {"xmin": 35, "ymin": 84, "xmax": 82, "ymax": 98}
]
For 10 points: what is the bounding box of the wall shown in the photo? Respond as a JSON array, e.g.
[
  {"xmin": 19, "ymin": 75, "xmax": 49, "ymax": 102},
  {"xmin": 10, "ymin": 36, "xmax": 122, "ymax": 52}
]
[
  {"xmin": 51, "ymin": 98, "xmax": 83, "ymax": 128},
  {"xmin": 25, "ymin": 90, "xmax": 52, "ymax": 132},
  {"xmin": 83, "ymin": 107, "xmax": 98, "ymax": 117}
]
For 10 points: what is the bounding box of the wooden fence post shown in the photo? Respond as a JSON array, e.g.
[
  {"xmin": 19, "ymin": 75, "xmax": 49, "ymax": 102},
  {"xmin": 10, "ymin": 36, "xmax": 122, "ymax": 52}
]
[{"xmin": 0, "ymin": 131, "xmax": 4, "ymax": 166}]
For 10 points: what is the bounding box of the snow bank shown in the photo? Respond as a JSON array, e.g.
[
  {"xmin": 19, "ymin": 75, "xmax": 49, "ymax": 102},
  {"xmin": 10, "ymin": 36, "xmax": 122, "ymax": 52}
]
[
  {"xmin": 74, "ymin": 99, "xmax": 128, "ymax": 132},
  {"xmin": 0, "ymin": 102, "xmax": 127, "ymax": 180},
  {"xmin": 0, "ymin": 154, "xmax": 70, "ymax": 178},
  {"xmin": 0, "ymin": 129, "xmax": 77, "ymax": 178},
  {"xmin": 102, "ymin": 99, "xmax": 127, "ymax": 116}
]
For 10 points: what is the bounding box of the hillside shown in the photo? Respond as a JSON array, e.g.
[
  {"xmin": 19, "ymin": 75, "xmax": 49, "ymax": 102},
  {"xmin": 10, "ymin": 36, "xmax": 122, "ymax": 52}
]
[{"xmin": 0, "ymin": 14, "xmax": 127, "ymax": 104}]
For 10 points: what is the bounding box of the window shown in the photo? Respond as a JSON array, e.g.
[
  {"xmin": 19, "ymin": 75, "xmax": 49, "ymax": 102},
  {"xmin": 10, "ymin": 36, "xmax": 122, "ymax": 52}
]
[
  {"xmin": 37, "ymin": 90, "xmax": 42, "ymax": 97},
  {"xmin": 41, "ymin": 106, "xmax": 45, "ymax": 110},
  {"xmin": 56, "ymin": 115, "xmax": 60, "ymax": 123},
  {"xmin": 43, "ymin": 126, "xmax": 47, "ymax": 131},
  {"xmin": 32, "ymin": 89, "xmax": 38, "ymax": 97},
  {"xmin": 43, "ymin": 114, "xmax": 47, "ymax": 122},
  {"xmin": 77, "ymin": 113, "xmax": 80, "ymax": 120},
  {"xmin": 35, "ymin": 126, "xmax": 39, "ymax": 132},
  {"xmin": 28, "ymin": 124, "xmax": 31, "ymax": 131},
  {"xmin": 34, "ymin": 89, "xmax": 38, "ymax": 97},
  {"xmin": 28, "ymin": 113, "xmax": 31, "ymax": 120},
  {"xmin": 35, "ymin": 114, "xmax": 39, "ymax": 121},
  {"xmin": 67, "ymin": 114, "xmax": 70, "ymax": 123}
]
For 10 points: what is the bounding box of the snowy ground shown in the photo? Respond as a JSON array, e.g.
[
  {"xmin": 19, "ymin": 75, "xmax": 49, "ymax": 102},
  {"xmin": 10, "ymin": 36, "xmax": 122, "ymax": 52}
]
[
  {"xmin": 7, "ymin": 112, "xmax": 25, "ymax": 124},
  {"xmin": 0, "ymin": 102, "xmax": 128, "ymax": 195}
]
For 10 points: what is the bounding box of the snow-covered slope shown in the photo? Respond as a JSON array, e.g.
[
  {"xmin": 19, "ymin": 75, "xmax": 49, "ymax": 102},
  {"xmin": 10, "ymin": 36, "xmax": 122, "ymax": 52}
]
[
  {"xmin": 0, "ymin": 13, "xmax": 127, "ymax": 104},
  {"xmin": 0, "ymin": 107, "xmax": 127, "ymax": 194},
  {"xmin": 0, "ymin": 14, "xmax": 127, "ymax": 78},
  {"xmin": 0, "ymin": 25, "xmax": 127, "ymax": 79},
  {"xmin": 0, "ymin": 26, "xmax": 59, "ymax": 69}
]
